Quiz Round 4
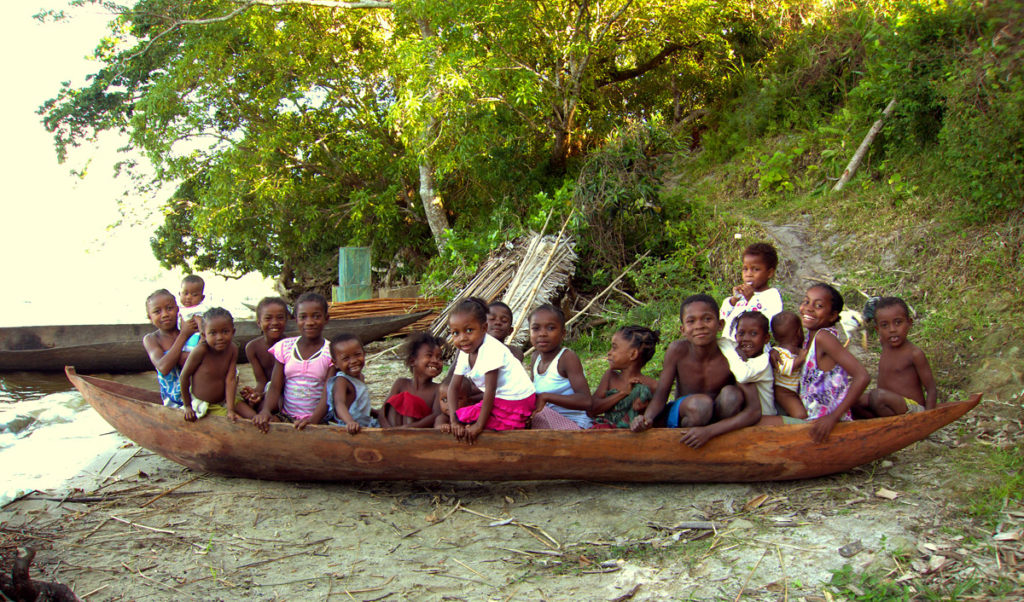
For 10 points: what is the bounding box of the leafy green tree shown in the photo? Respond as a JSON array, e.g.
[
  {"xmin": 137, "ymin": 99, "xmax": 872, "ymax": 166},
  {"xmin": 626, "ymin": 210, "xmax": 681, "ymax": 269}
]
[
  {"xmin": 40, "ymin": 0, "xmax": 790, "ymax": 295},
  {"xmin": 41, "ymin": 0, "xmax": 437, "ymax": 294}
]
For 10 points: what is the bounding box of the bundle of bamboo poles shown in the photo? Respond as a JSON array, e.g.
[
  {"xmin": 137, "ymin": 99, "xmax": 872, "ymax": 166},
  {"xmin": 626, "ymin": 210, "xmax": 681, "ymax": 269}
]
[
  {"xmin": 428, "ymin": 241, "xmax": 523, "ymax": 338},
  {"xmin": 502, "ymin": 233, "xmax": 577, "ymax": 346},
  {"xmin": 328, "ymin": 297, "xmax": 446, "ymax": 337},
  {"xmin": 429, "ymin": 232, "xmax": 576, "ymax": 343}
]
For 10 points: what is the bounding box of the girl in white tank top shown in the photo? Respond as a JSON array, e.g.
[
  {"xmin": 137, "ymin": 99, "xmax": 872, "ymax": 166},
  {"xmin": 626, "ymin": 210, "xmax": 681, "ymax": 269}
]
[{"xmin": 529, "ymin": 305, "xmax": 592, "ymax": 429}]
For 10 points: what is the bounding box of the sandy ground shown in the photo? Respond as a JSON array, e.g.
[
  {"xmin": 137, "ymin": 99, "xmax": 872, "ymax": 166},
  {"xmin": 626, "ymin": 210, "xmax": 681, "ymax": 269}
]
[{"xmin": 1, "ymin": 342, "xmax": 1020, "ymax": 601}]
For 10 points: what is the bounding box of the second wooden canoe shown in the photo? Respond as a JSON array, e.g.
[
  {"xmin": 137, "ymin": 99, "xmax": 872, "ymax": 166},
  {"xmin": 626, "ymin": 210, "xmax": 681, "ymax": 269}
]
[{"xmin": 0, "ymin": 312, "xmax": 428, "ymax": 373}]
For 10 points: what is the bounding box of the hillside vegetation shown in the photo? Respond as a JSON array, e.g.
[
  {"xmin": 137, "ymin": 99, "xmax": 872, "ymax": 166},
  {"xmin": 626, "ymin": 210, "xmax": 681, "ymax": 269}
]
[{"xmin": 577, "ymin": 0, "xmax": 1024, "ymax": 400}]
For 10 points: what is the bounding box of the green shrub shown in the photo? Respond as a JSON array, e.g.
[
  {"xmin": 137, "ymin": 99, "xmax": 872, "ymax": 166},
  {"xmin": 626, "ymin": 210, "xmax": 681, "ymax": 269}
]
[
  {"xmin": 937, "ymin": 1, "xmax": 1024, "ymax": 220},
  {"xmin": 570, "ymin": 117, "xmax": 684, "ymax": 288}
]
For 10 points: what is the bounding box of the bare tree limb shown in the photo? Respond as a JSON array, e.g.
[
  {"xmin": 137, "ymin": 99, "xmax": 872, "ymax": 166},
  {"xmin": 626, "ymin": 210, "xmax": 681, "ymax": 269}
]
[
  {"xmin": 583, "ymin": 0, "xmax": 634, "ymax": 73},
  {"xmin": 832, "ymin": 98, "xmax": 897, "ymax": 192},
  {"xmin": 123, "ymin": 2, "xmax": 256, "ymax": 63}
]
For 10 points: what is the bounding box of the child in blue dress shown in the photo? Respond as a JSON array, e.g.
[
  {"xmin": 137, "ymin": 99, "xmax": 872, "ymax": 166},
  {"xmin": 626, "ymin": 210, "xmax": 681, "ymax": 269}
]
[{"xmin": 324, "ymin": 333, "xmax": 378, "ymax": 434}]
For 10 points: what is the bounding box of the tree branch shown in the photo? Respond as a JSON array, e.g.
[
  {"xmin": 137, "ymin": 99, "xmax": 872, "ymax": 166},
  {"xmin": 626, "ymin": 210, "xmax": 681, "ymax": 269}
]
[
  {"xmin": 570, "ymin": 0, "xmax": 633, "ymax": 95},
  {"xmin": 595, "ymin": 41, "xmax": 696, "ymax": 88},
  {"xmin": 123, "ymin": 3, "xmax": 256, "ymax": 63},
  {"xmin": 590, "ymin": 0, "xmax": 633, "ymax": 49}
]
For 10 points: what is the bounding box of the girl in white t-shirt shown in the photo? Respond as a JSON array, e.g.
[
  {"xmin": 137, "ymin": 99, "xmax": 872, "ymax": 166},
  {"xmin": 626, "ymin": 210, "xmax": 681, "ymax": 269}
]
[
  {"xmin": 719, "ymin": 243, "xmax": 783, "ymax": 341},
  {"xmin": 446, "ymin": 297, "xmax": 535, "ymax": 443}
]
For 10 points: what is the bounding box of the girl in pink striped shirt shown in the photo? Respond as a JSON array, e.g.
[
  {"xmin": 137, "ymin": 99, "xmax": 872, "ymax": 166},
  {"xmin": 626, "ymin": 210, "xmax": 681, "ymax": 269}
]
[{"xmin": 252, "ymin": 292, "xmax": 335, "ymax": 432}]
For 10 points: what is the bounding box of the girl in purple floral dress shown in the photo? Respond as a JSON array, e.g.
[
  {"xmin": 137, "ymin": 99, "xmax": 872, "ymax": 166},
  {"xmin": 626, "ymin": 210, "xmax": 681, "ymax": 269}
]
[{"xmin": 799, "ymin": 284, "xmax": 870, "ymax": 443}]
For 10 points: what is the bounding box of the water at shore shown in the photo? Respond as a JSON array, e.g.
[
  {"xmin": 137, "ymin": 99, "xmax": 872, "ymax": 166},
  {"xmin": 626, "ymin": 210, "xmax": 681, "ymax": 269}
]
[
  {"xmin": 0, "ymin": 4, "xmax": 286, "ymax": 508},
  {"xmin": 0, "ymin": 370, "xmax": 165, "ymax": 506},
  {"xmin": 0, "ymin": 389, "xmax": 119, "ymax": 507},
  {"xmin": 0, "ymin": 269, "xmax": 276, "ymax": 507}
]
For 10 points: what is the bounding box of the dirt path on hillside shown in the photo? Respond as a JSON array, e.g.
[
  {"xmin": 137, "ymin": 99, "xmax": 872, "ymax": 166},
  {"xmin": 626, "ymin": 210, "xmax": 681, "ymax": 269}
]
[
  {"xmin": 2, "ymin": 222, "xmax": 1022, "ymax": 601},
  {"xmin": 763, "ymin": 219, "xmax": 838, "ymax": 306},
  {"xmin": 761, "ymin": 219, "xmax": 876, "ymax": 371}
]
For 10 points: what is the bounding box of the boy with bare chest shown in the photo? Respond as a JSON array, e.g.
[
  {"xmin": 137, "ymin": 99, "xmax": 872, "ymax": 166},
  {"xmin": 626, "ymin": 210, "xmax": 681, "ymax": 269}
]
[
  {"xmin": 631, "ymin": 294, "xmax": 761, "ymax": 447},
  {"xmin": 180, "ymin": 308, "xmax": 241, "ymax": 421},
  {"xmin": 858, "ymin": 297, "xmax": 937, "ymax": 416},
  {"xmin": 142, "ymin": 289, "xmax": 197, "ymax": 409}
]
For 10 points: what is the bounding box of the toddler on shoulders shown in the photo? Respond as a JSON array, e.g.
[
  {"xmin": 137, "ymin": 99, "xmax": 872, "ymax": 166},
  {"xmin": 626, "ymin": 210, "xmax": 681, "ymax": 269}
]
[{"xmin": 179, "ymin": 275, "xmax": 210, "ymax": 353}]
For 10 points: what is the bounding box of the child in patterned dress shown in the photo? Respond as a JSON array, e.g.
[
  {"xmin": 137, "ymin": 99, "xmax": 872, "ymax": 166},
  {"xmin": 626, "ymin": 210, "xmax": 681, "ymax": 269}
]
[
  {"xmin": 589, "ymin": 326, "xmax": 659, "ymax": 429},
  {"xmin": 760, "ymin": 284, "xmax": 870, "ymax": 442}
]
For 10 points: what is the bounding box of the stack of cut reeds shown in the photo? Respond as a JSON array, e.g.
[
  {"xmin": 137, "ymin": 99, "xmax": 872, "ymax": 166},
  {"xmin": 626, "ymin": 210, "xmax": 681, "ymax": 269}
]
[
  {"xmin": 328, "ymin": 298, "xmax": 446, "ymax": 337},
  {"xmin": 429, "ymin": 233, "xmax": 576, "ymax": 343},
  {"xmin": 427, "ymin": 241, "xmax": 521, "ymax": 339}
]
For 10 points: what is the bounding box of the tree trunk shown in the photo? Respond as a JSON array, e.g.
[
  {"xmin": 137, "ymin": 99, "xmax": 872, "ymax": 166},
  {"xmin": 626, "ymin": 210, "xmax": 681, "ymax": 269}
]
[
  {"xmin": 416, "ymin": 17, "xmax": 450, "ymax": 254},
  {"xmin": 550, "ymin": 128, "xmax": 570, "ymax": 173},
  {"xmin": 274, "ymin": 262, "xmax": 295, "ymax": 300},
  {"xmin": 548, "ymin": 101, "xmax": 576, "ymax": 173},
  {"xmin": 418, "ymin": 150, "xmax": 448, "ymax": 255}
]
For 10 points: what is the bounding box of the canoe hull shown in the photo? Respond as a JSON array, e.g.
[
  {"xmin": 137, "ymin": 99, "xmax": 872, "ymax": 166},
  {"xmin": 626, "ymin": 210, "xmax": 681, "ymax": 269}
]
[
  {"xmin": 66, "ymin": 368, "xmax": 981, "ymax": 483},
  {"xmin": 0, "ymin": 312, "xmax": 428, "ymax": 373}
]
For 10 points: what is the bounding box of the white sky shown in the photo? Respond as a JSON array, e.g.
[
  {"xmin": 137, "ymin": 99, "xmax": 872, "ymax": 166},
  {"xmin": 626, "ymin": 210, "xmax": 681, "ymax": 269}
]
[{"xmin": 0, "ymin": 5, "xmax": 276, "ymax": 326}]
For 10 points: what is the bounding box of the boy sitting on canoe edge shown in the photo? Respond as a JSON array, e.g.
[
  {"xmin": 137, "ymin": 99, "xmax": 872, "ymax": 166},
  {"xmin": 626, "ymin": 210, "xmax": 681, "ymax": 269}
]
[
  {"xmin": 630, "ymin": 294, "xmax": 761, "ymax": 447},
  {"xmin": 857, "ymin": 296, "xmax": 937, "ymax": 416}
]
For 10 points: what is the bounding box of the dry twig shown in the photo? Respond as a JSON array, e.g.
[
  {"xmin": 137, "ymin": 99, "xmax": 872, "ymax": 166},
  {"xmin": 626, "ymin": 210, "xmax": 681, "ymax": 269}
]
[
  {"xmin": 140, "ymin": 476, "xmax": 201, "ymax": 508},
  {"xmin": 109, "ymin": 515, "xmax": 174, "ymax": 534},
  {"xmin": 734, "ymin": 547, "xmax": 770, "ymax": 602}
]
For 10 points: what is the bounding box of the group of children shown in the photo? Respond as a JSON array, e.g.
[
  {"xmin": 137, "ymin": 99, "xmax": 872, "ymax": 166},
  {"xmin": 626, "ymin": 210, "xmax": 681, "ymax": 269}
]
[{"xmin": 142, "ymin": 242, "xmax": 938, "ymax": 445}]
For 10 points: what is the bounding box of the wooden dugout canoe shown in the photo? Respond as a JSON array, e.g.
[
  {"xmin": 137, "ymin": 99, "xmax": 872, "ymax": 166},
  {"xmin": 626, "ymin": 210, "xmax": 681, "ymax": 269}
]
[
  {"xmin": 0, "ymin": 312, "xmax": 429, "ymax": 373},
  {"xmin": 66, "ymin": 367, "xmax": 982, "ymax": 483}
]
